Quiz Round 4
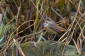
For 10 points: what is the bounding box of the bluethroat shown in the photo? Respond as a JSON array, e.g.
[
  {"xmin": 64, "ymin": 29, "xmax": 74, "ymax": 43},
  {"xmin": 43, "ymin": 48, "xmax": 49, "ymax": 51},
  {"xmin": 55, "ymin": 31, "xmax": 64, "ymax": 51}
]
[{"xmin": 43, "ymin": 17, "xmax": 66, "ymax": 34}]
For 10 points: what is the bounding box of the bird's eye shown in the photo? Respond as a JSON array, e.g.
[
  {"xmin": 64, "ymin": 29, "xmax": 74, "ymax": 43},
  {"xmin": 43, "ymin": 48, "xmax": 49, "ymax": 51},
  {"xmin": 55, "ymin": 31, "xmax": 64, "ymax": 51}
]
[{"xmin": 46, "ymin": 19, "xmax": 50, "ymax": 21}]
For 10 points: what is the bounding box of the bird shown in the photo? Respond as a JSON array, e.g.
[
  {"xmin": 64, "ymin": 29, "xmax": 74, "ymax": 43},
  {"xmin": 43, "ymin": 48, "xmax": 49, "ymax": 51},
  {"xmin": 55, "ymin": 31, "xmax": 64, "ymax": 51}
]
[{"xmin": 43, "ymin": 17, "xmax": 66, "ymax": 34}]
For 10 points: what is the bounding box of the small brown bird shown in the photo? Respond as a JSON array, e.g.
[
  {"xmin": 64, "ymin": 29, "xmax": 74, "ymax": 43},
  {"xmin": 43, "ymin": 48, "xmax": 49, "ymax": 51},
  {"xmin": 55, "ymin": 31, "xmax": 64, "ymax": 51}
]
[{"xmin": 43, "ymin": 17, "xmax": 66, "ymax": 34}]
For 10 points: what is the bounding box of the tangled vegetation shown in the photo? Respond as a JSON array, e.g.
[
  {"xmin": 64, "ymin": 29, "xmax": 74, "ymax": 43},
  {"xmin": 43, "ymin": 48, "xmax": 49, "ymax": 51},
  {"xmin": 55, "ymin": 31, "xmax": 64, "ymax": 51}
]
[{"xmin": 0, "ymin": 0, "xmax": 85, "ymax": 56}]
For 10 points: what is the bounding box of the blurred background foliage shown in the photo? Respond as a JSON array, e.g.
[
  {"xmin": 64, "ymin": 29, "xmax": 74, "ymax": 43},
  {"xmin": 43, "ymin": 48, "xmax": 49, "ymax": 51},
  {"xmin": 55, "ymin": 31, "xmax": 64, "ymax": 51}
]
[{"xmin": 0, "ymin": 0, "xmax": 85, "ymax": 55}]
